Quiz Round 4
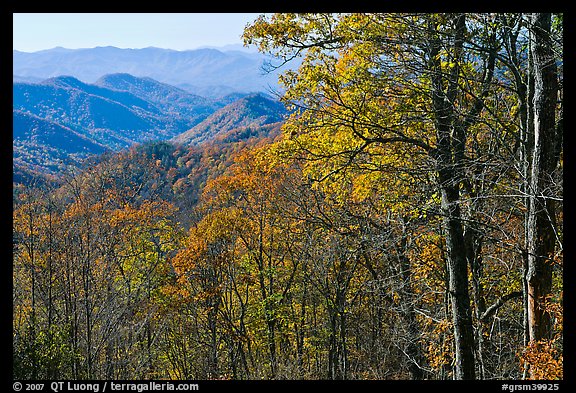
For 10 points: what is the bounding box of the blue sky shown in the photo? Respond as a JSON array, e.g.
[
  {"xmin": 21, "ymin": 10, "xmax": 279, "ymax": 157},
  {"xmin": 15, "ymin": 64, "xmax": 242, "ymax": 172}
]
[{"xmin": 13, "ymin": 13, "xmax": 264, "ymax": 52}]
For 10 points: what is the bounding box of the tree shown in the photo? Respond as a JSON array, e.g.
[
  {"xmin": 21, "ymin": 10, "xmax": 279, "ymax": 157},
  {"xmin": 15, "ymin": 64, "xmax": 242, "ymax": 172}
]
[
  {"xmin": 524, "ymin": 12, "xmax": 562, "ymax": 378},
  {"xmin": 244, "ymin": 12, "xmax": 510, "ymax": 379}
]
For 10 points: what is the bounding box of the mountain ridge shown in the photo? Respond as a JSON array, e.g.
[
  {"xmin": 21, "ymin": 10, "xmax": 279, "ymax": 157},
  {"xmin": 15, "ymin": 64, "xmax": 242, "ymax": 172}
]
[
  {"xmin": 173, "ymin": 92, "xmax": 287, "ymax": 145},
  {"xmin": 13, "ymin": 46, "xmax": 290, "ymax": 95},
  {"xmin": 13, "ymin": 73, "xmax": 288, "ymax": 183}
]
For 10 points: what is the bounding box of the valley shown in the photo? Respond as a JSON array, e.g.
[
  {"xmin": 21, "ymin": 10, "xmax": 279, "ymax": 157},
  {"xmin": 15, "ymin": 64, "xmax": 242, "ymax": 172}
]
[{"xmin": 13, "ymin": 72, "xmax": 287, "ymax": 184}]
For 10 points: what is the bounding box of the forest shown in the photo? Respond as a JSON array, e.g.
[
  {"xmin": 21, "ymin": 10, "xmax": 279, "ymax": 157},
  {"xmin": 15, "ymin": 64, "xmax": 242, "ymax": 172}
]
[{"xmin": 13, "ymin": 13, "xmax": 563, "ymax": 380}]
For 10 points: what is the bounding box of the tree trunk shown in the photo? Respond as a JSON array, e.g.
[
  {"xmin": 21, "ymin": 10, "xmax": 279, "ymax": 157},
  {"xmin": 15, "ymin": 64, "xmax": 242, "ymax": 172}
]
[
  {"xmin": 464, "ymin": 225, "xmax": 486, "ymax": 379},
  {"xmin": 439, "ymin": 179, "xmax": 477, "ymax": 380},
  {"xmin": 526, "ymin": 12, "xmax": 559, "ymax": 346},
  {"xmin": 428, "ymin": 14, "xmax": 476, "ymax": 380}
]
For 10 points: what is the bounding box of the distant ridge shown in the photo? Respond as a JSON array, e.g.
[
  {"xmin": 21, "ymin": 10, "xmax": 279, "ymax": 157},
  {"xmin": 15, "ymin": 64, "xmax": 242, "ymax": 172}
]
[
  {"xmin": 13, "ymin": 46, "xmax": 291, "ymax": 94},
  {"xmin": 94, "ymin": 73, "xmax": 216, "ymax": 120}
]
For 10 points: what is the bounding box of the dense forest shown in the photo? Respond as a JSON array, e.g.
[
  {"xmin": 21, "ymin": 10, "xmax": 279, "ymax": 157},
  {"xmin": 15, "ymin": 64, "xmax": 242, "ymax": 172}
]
[{"xmin": 13, "ymin": 13, "xmax": 563, "ymax": 380}]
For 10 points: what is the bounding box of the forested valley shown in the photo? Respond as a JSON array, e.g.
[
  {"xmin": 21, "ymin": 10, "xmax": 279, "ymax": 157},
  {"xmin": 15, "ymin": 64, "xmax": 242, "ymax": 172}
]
[{"xmin": 13, "ymin": 13, "xmax": 563, "ymax": 380}]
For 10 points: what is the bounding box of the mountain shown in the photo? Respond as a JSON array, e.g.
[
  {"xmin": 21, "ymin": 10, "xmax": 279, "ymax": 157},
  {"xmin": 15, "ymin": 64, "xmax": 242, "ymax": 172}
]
[
  {"xmin": 13, "ymin": 109, "xmax": 108, "ymax": 155},
  {"xmin": 13, "ymin": 74, "xmax": 220, "ymax": 150},
  {"xmin": 198, "ymin": 43, "xmax": 261, "ymax": 53},
  {"xmin": 13, "ymin": 46, "xmax": 290, "ymax": 95},
  {"xmin": 13, "ymin": 74, "xmax": 222, "ymax": 181},
  {"xmin": 13, "ymin": 75, "xmax": 44, "ymax": 83},
  {"xmin": 13, "ymin": 74, "xmax": 288, "ymax": 183},
  {"xmin": 13, "ymin": 110, "xmax": 109, "ymax": 184},
  {"xmin": 176, "ymin": 83, "xmax": 239, "ymax": 99},
  {"xmin": 94, "ymin": 73, "xmax": 217, "ymax": 122},
  {"xmin": 172, "ymin": 93, "xmax": 287, "ymax": 145}
]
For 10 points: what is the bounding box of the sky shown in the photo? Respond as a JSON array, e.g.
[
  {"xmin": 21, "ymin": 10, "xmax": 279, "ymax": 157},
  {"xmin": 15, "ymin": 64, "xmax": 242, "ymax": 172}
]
[{"xmin": 13, "ymin": 13, "xmax": 264, "ymax": 52}]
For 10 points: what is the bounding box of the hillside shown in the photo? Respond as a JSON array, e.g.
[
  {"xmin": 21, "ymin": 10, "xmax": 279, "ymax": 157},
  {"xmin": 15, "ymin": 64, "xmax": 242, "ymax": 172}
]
[
  {"xmin": 13, "ymin": 74, "xmax": 287, "ymax": 183},
  {"xmin": 13, "ymin": 109, "xmax": 108, "ymax": 155},
  {"xmin": 94, "ymin": 73, "xmax": 217, "ymax": 121},
  {"xmin": 172, "ymin": 93, "xmax": 287, "ymax": 145},
  {"xmin": 13, "ymin": 74, "xmax": 224, "ymax": 149},
  {"xmin": 13, "ymin": 110, "xmax": 109, "ymax": 183},
  {"xmin": 13, "ymin": 74, "xmax": 212, "ymax": 180}
]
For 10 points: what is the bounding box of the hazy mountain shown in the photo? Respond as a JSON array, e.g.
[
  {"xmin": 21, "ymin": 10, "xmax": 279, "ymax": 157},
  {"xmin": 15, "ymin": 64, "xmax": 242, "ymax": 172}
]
[
  {"xmin": 176, "ymin": 83, "xmax": 240, "ymax": 99},
  {"xmin": 94, "ymin": 73, "xmax": 218, "ymax": 122},
  {"xmin": 13, "ymin": 75, "xmax": 44, "ymax": 83},
  {"xmin": 13, "ymin": 110, "xmax": 109, "ymax": 183},
  {"xmin": 13, "ymin": 46, "xmax": 289, "ymax": 95},
  {"xmin": 13, "ymin": 74, "xmax": 288, "ymax": 183},
  {"xmin": 212, "ymin": 92, "xmax": 253, "ymax": 107},
  {"xmin": 172, "ymin": 93, "xmax": 287, "ymax": 145},
  {"xmin": 198, "ymin": 43, "xmax": 261, "ymax": 53},
  {"xmin": 13, "ymin": 75, "xmax": 219, "ymax": 150}
]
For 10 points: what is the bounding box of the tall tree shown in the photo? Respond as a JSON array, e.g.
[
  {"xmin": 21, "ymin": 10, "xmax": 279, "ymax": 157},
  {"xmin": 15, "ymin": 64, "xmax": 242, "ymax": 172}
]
[
  {"xmin": 244, "ymin": 12, "xmax": 510, "ymax": 379},
  {"xmin": 525, "ymin": 13, "xmax": 561, "ymax": 346}
]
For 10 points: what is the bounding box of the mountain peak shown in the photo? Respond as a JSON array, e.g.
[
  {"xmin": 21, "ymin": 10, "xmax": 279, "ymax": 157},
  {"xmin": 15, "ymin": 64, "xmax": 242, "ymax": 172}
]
[
  {"xmin": 95, "ymin": 73, "xmax": 144, "ymax": 84},
  {"xmin": 91, "ymin": 45, "xmax": 121, "ymax": 50},
  {"xmin": 41, "ymin": 75, "xmax": 87, "ymax": 89},
  {"xmin": 38, "ymin": 46, "xmax": 73, "ymax": 53}
]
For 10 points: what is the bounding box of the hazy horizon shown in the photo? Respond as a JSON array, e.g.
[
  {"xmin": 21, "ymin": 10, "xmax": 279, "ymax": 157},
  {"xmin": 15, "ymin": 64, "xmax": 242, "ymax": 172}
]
[
  {"xmin": 13, "ymin": 43, "xmax": 259, "ymax": 54},
  {"xmin": 13, "ymin": 13, "xmax": 263, "ymax": 53}
]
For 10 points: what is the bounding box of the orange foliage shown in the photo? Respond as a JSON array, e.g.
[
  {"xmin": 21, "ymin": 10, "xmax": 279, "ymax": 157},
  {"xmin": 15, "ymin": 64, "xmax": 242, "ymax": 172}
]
[{"xmin": 521, "ymin": 340, "xmax": 563, "ymax": 380}]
